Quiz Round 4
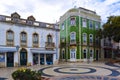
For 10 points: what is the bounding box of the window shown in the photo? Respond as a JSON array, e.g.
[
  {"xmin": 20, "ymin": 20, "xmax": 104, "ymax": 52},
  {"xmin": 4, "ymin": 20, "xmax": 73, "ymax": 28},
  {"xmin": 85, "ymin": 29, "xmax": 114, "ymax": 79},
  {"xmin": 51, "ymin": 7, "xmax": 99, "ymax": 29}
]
[
  {"xmin": 20, "ymin": 32, "xmax": 27, "ymax": 47},
  {"xmin": 70, "ymin": 17, "xmax": 76, "ymax": 26},
  {"xmin": 47, "ymin": 35, "xmax": 52, "ymax": 43},
  {"xmin": 89, "ymin": 20, "xmax": 93, "ymax": 29},
  {"xmin": 70, "ymin": 32, "xmax": 76, "ymax": 43},
  {"xmin": 83, "ymin": 33, "xmax": 87, "ymax": 43},
  {"xmin": 33, "ymin": 33, "xmax": 39, "ymax": 47},
  {"xmin": 89, "ymin": 34, "xmax": 93, "ymax": 43},
  {"xmin": 6, "ymin": 30, "xmax": 14, "ymax": 46},
  {"xmin": 95, "ymin": 22, "xmax": 99, "ymax": 30},
  {"xmin": 82, "ymin": 18, "xmax": 87, "ymax": 27},
  {"xmin": 33, "ymin": 33, "xmax": 38, "ymax": 43},
  {"xmin": 61, "ymin": 23, "xmax": 65, "ymax": 30}
]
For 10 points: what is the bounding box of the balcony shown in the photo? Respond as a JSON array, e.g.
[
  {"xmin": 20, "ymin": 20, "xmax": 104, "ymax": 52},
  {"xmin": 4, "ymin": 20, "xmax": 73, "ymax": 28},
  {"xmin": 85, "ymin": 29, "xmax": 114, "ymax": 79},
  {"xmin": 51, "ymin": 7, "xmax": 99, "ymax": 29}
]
[
  {"xmin": 60, "ymin": 43, "xmax": 66, "ymax": 47},
  {"xmin": 70, "ymin": 40, "xmax": 76, "ymax": 46},
  {"xmin": 20, "ymin": 41, "xmax": 27, "ymax": 47},
  {"xmin": 33, "ymin": 43, "xmax": 39, "ymax": 48},
  {"xmin": 45, "ymin": 42, "xmax": 55, "ymax": 50},
  {"xmin": 104, "ymin": 43, "xmax": 113, "ymax": 49}
]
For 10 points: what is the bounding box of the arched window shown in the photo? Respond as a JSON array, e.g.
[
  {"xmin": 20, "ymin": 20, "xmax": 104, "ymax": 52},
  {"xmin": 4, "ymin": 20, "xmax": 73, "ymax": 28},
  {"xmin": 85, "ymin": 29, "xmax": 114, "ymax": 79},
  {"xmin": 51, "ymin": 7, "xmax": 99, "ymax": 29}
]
[
  {"xmin": 89, "ymin": 34, "xmax": 93, "ymax": 43},
  {"xmin": 20, "ymin": 31, "xmax": 27, "ymax": 47},
  {"xmin": 47, "ymin": 34, "xmax": 52, "ymax": 43},
  {"xmin": 70, "ymin": 17, "xmax": 76, "ymax": 26},
  {"xmin": 33, "ymin": 33, "xmax": 38, "ymax": 43},
  {"xmin": 70, "ymin": 32, "xmax": 76, "ymax": 43},
  {"xmin": 83, "ymin": 33, "xmax": 87, "ymax": 43},
  {"xmin": 33, "ymin": 33, "xmax": 39, "ymax": 47},
  {"xmin": 6, "ymin": 30, "xmax": 14, "ymax": 46}
]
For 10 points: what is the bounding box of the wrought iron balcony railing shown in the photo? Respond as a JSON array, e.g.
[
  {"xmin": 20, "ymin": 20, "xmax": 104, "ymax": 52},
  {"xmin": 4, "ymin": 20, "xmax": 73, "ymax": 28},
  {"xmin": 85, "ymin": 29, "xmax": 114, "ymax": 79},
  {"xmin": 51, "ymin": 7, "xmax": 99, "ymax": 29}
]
[{"xmin": 45, "ymin": 42, "xmax": 55, "ymax": 50}]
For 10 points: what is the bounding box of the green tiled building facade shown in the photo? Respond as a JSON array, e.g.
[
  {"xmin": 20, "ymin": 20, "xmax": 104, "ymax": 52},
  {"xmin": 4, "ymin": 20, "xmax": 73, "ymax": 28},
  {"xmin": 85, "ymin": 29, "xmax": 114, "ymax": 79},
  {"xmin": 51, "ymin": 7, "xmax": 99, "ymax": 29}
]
[{"xmin": 59, "ymin": 7, "xmax": 101, "ymax": 62}]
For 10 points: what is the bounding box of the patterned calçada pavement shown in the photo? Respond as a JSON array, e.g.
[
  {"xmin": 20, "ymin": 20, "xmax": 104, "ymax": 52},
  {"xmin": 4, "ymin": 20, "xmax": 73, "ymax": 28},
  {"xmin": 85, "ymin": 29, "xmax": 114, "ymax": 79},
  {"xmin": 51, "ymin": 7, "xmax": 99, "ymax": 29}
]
[{"xmin": 39, "ymin": 62, "xmax": 120, "ymax": 80}]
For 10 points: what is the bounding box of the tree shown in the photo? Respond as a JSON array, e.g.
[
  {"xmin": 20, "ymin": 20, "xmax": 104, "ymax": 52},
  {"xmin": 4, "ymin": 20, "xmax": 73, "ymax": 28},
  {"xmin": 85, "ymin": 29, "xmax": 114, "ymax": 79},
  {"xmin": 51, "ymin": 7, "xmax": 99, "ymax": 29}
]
[{"xmin": 100, "ymin": 16, "xmax": 120, "ymax": 42}]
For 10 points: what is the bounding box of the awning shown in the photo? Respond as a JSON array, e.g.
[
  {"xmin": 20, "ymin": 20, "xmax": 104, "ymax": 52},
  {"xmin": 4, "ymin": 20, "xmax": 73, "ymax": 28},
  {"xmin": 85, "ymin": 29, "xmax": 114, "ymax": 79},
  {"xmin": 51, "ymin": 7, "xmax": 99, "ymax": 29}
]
[
  {"xmin": 0, "ymin": 47, "xmax": 17, "ymax": 53},
  {"xmin": 31, "ymin": 49, "xmax": 56, "ymax": 54}
]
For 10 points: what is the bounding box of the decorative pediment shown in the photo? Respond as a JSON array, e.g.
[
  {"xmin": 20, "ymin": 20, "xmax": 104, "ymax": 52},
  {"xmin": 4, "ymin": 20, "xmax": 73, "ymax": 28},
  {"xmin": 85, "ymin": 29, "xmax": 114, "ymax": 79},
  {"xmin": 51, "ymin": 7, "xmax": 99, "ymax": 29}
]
[
  {"xmin": 27, "ymin": 15, "xmax": 35, "ymax": 21},
  {"xmin": 11, "ymin": 12, "xmax": 20, "ymax": 19}
]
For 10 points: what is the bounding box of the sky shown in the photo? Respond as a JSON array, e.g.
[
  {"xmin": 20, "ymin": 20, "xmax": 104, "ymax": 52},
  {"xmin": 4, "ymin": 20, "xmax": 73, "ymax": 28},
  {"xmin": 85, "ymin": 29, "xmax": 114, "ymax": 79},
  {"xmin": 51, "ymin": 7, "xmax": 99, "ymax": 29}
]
[{"xmin": 0, "ymin": 0, "xmax": 120, "ymax": 23}]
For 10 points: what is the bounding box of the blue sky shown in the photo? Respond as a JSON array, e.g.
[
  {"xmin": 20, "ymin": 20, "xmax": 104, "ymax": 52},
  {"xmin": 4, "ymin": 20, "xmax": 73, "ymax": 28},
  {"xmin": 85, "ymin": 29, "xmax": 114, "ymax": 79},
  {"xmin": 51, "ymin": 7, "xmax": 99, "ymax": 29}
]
[{"xmin": 0, "ymin": 0, "xmax": 120, "ymax": 23}]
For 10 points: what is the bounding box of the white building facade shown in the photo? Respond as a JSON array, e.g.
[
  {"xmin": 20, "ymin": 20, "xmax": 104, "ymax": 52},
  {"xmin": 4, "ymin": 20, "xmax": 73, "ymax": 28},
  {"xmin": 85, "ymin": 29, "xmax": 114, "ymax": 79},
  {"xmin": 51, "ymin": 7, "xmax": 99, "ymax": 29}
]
[
  {"xmin": 101, "ymin": 38, "xmax": 120, "ymax": 61},
  {"xmin": 0, "ymin": 12, "xmax": 60, "ymax": 67}
]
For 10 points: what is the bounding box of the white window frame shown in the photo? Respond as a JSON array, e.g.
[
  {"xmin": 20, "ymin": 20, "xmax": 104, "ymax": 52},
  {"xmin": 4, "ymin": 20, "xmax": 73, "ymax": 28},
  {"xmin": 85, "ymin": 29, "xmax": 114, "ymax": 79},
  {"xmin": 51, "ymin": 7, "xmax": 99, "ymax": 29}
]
[
  {"xmin": 82, "ymin": 18, "xmax": 87, "ymax": 27},
  {"xmin": 33, "ymin": 33, "xmax": 38, "ymax": 43},
  {"xmin": 70, "ymin": 32, "xmax": 76, "ymax": 43},
  {"xmin": 83, "ymin": 33, "xmax": 87, "ymax": 43},
  {"xmin": 47, "ymin": 35, "xmax": 52, "ymax": 43},
  {"xmin": 21, "ymin": 32, "xmax": 27, "ymax": 42},
  {"xmin": 7, "ymin": 31, "xmax": 14, "ymax": 40},
  {"xmin": 70, "ymin": 48, "xmax": 76, "ymax": 59},
  {"xmin": 70, "ymin": 17, "xmax": 76, "ymax": 26}
]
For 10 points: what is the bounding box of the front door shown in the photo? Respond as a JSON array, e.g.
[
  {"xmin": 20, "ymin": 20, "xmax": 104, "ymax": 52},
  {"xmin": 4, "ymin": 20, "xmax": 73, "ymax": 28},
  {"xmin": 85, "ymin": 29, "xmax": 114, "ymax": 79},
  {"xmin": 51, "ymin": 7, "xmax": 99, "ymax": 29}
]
[
  {"xmin": 20, "ymin": 49, "xmax": 27, "ymax": 66},
  {"xmin": 70, "ymin": 48, "xmax": 76, "ymax": 61},
  {"xmin": 7, "ymin": 52, "xmax": 14, "ymax": 67}
]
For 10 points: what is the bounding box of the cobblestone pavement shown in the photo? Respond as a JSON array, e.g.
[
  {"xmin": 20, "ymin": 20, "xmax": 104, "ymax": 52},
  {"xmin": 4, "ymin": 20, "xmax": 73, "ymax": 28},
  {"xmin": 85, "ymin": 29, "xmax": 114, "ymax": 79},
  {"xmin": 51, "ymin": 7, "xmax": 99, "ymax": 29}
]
[{"xmin": 0, "ymin": 62, "xmax": 120, "ymax": 80}]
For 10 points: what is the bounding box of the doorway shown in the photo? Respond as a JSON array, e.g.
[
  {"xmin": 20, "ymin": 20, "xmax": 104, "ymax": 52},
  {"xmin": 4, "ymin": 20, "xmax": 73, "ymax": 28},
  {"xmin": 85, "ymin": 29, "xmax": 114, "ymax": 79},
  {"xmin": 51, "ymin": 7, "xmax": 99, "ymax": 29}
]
[
  {"xmin": 40, "ymin": 54, "xmax": 44, "ymax": 65},
  {"xmin": 20, "ymin": 48, "xmax": 27, "ymax": 66},
  {"xmin": 70, "ymin": 48, "xmax": 76, "ymax": 61},
  {"xmin": 46, "ymin": 54, "xmax": 53, "ymax": 65},
  {"xmin": 33, "ymin": 54, "xmax": 38, "ymax": 65},
  {"xmin": 7, "ymin": 52, "xmax": 14, "ymax": 67}
]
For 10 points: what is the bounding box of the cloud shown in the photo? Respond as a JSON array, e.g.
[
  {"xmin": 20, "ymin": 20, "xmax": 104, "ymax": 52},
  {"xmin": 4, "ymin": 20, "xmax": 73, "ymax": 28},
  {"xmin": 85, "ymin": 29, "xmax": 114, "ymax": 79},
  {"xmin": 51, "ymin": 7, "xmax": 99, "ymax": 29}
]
[{"xmin": 0, "ymin": 0, "xmax": 120, "ymax": 23}]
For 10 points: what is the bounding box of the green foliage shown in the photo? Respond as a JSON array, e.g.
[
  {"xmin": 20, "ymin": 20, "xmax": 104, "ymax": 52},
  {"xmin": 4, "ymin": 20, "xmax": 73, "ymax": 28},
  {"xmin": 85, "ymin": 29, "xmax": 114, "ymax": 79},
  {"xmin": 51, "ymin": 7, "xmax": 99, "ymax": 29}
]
[
  {"xmin": 12, "ymin": 68, "xmax": 41, "ymax": 80},
  {"xmin": 98, "ymin": 16, "xmax": 120, "ymax": 42}
]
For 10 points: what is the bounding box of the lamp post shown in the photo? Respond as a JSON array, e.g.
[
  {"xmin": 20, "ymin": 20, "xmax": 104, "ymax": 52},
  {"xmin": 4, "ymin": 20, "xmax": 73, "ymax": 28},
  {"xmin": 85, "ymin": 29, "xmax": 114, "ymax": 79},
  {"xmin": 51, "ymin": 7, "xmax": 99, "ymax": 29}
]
[{"xmin": 16, "ymin": 45, "xmax": 20, "ymax": 66}]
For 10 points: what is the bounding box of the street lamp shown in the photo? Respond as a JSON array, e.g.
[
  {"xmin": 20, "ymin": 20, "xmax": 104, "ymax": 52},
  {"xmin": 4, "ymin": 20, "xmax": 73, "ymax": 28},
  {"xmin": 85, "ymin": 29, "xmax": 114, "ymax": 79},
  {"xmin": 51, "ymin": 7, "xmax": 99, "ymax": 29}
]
[{"xmin": 16, "ymin": 45, "xmax": 20, "ymax": 66}]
